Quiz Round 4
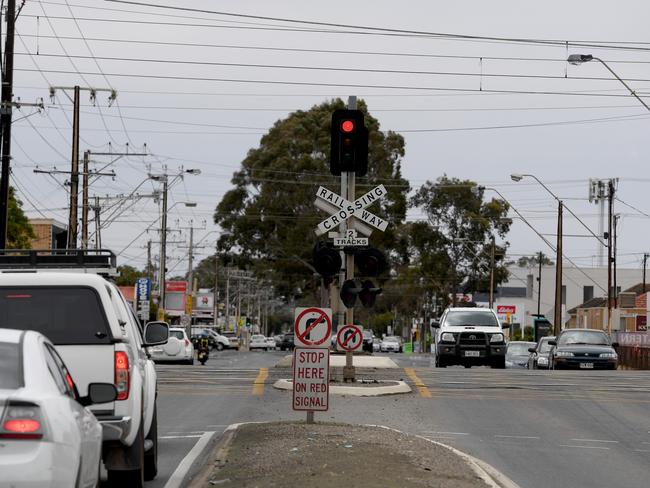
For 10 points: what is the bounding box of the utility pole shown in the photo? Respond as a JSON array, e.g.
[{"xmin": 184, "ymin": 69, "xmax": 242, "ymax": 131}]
[
  {"xmin": 643, "ymin": 253, "xmax": 649, "ymax": 295},
  {"xmin": 159, "ymin": 176, "xmax": 168, "ymax": 319},
  {"xmin": 81, "ymin": 151, "xmax": 90, "ymax": 248},
  {"xmin": 613, "ymin": 214, "xmax": 619, "ymax": 309},
  {"xmin": 213, "ymin": 255, "xmax": 219, "ymax": 327},
  {"xmin": 67, "ymin": 86, "xmax": 80, "ymax": 249},
  {"xmin": 93, "ymin": 196, "xmax": 101, "ymax": 249},
  {"xmin": 225, "ymin": 271, "xmax": 230, "ymax": 331},
  {"xmin": 554, "ymin": 201, "xmax": 563, "ymax": 336},
  {"xmin": 0, "ymin": 0, "xmax": 16, "ymax": 249},
  {"xmin": 607, "ymin": 180, "xmax": 615, "ymax": 335},
  {"xmin": 489, "ymin": 235, "xmax": 495, "ymax": 309},
  {"xmin": 48, "ymin": 86, "xmax": 116, "ymax": 249},
  {"xmin": 146, "ymin": 240, "xmax": 152, "ymax": 282},
  {"xmin": 537, "ymin": 251, "xmax": 543, "ymax": 317}
]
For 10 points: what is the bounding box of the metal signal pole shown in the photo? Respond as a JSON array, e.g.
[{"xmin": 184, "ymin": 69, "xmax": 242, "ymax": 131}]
[
  {"xmin": 489, "ymin": 236, "xmax": 495, "ymax": 309},
  {"xmin": 554, "ymin": 202, "xmax": 563, "ymax": 336},
  {"xmin": 0, "ymin": 0, "xmax": 16, "ymax": 249},
  {"xmin": 537, "ymin": 251, "xmax": 543, "ymax": 317},
  {"xmin": 643, "ymin": 253, "xmax": 649, "ymax": 295},
  {"xmin": 342, "ymin": 95, "xmax": 357, "ymax": 383}
]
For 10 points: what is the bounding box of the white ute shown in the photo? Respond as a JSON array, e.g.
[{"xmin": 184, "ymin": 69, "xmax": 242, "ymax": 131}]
[{"xmin": 0, "ymin": 250, "xmax": 169, "ymax": 487}]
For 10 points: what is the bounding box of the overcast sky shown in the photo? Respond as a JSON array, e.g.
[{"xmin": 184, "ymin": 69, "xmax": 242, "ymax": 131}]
[{"xmin": 8, "ymin": 0, "xmax": 650, "ymax": 276}]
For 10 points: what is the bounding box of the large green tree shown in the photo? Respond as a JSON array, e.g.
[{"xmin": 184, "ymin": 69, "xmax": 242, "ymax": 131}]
[
  {"xmin": 7, "ymin": 187, "xmax": 35, "ymax": 249},
  {"xmin": 409, "ymin": 176, "xmax": 511, "ymax": 306},
  {"xmin": 214, "ymin": 99, "xmax": 410, "ymax": 299}
]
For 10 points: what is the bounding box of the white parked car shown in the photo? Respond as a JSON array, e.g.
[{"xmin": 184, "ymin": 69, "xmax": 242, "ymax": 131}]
[
  {"xmin": 0, "ymin": 328, "xmax": 117, "ymax": 488},
  {"xmin": 250, "ymin": 334, "xmax": 270, "ymax": 351},
  {"xmin": 150, "ymin": 328, "xmax": 194, "ymax": 364},
  {"xmin": 265, "ymin": 336, "xmax": 276, "ymax": 350},
  {"xmin": 380, "ymin": 336, "xmax": 402, "ymax": 352},
  {"xmin": 0, "ymin": 252, "xmax": 169, "ymax": 487}
]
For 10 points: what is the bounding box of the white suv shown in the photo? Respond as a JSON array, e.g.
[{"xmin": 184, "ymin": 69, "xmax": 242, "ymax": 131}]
[
  {"xmin": 0, "ymin": 269, "xmax": 168, "ymax": 487},
  {"xmin": 432, "ymin": 307, "xmax": 508, "ymax": 368}
]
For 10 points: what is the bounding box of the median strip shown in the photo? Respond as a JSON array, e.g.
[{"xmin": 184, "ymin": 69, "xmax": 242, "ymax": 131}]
[
  {"xmin": 404, "ymin": 367, "xmax": 432, "ymax": 398},
  {"xmin": 252, "ymin": 367, "xmax": 268, "ymax": 395}
]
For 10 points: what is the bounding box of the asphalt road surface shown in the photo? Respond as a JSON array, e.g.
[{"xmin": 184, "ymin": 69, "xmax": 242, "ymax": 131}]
[{"xmin": 146, "ymin": 351, "xmax": 650, "ymax": 488}]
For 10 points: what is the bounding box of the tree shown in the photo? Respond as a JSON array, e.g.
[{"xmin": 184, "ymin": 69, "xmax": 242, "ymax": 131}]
[
  {"xmin": 409, "ymin": 176, "xmax": 511, "ymax": 306},
  {"xmin": 516, "ymin": 253, "xmax": 554, "ymax": 268},
  {"xmin": 115, "ymin": 265, "xmax": 144, "ymax": 286},
  {"xmin": 7, "ymin": 187, "xmax": 35, "ymax": 249},
  {"xmin": 214, "ymin": 99, "xmax": 410, "ymax": 300}
]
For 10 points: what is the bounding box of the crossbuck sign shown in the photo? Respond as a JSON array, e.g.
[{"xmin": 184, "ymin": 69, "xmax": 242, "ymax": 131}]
[{"xmin": 314, "ymin": 184, "xmax": 388, "ymax": 236}]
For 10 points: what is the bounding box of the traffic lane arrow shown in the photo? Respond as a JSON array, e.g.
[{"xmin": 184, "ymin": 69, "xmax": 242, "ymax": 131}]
[{"xmin": 313, "ymin": 198, "xmax": 373, "ymax": 236}]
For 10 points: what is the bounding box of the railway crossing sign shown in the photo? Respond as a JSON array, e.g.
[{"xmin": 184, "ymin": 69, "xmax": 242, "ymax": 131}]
[
  {"xmin": 336, "ymin": 324, "xmax": 363, "ymax": 352},
  {"xmin": 314, "ymin": 184, "xmax": 388, "ymax": 236},
  {"xmin": 294, "ymin": 307, "xmax": 333, "ymax": 347}
]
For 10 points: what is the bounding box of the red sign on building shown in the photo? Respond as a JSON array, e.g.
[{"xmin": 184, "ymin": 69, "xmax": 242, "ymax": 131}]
[
  {"xmin": 636, "ymin": 315, "xmax": 647, "ymax": 332},
  {"xmin": 497, "ymin": 305, "xmax": 516, "ymax": 315}
]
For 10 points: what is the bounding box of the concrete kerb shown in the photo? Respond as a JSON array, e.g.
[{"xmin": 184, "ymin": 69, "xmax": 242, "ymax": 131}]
[
  {"xmin": 188, "ymin": 421, "xmax": 520, "ymax": 488},
  {"xmin": 370, "ymin": 424, "xmax": 519, "ymax": 488},
  {"xmin": 367, "ymin": 424, "xmax": 521, "ymax": 488},
  {"xmin": 273, "ymin": 378, "xmax": 412, "ymax": 396}
]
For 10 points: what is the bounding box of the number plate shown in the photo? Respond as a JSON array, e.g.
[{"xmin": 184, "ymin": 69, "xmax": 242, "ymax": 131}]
[
  {"xmin": 464, "ymin": 351, "xmax": 480, "ymax": 357},
  {"xmin": 579, "ymin": 362, "xmax": 594, "ymax": 369}
]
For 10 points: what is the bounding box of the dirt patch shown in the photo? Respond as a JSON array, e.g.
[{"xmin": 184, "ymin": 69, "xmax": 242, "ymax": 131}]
[{"xmin": 193, "ymin": 422, "xmax": 490, "ymax": 488}]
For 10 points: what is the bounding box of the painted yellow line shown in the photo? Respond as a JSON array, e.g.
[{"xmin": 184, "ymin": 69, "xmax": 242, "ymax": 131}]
[
  {"xmin": 404, "ymin": 368, "xmax": 432, "ymax": 398},
  {"xmin": 252, "ymin": 368, "xmax": 269, "ymax": 395}
]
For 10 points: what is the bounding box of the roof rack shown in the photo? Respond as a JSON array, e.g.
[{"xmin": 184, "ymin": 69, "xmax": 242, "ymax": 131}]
[{"xmin": 0, "ymin": 249, "xmax": 118, "ymax": 275}]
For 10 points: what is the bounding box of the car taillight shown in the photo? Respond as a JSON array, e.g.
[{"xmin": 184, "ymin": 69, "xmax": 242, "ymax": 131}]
[
  {"xmin": 115, "ymin": 351, "xmax": 130, "ymax": 400},
  {"xmin": 185, "ymin": 339, "xmax": 190, "ymax": 347},
  {"xmin": 0, "ymin": 402, "xmax": 45, "ymax": 440}
]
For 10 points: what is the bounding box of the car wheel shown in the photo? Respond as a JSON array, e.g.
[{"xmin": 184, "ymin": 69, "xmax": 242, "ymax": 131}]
[
  {"xmin": 216, "ymin": 343, "xmax": 224, "ymax": 351},
  {"xmin": 434, "ymin": 355, "xmax": 447, "ymax": 368},
  {"xmin": 491, "ymin": 357, "xmax": 506, "ymax": 369},
  {"xmin": 144, "ymin": 404, "xmax": 158, "ymax": 481},
  {"xmin": 464, "ymin": 364, "xmax": 471, "ymax": 369},
  {"xmin": 107, "ymin": 421, "xmax": 145, "ymax": 487}
]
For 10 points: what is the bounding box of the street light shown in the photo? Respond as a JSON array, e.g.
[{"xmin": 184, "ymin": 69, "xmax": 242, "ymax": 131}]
[{"xmin": 567, "ymin": 54, "xmax": 650, "ymax": 112}]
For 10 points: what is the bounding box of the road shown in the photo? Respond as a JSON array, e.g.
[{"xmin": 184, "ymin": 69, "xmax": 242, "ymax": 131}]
[{"xmin": 149, "ymin": 350, "xmax": 650, "ymax": 488}]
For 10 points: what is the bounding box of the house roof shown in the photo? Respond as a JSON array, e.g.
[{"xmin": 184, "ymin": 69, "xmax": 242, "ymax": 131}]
[{"xmin": 567, "ymin": 296, "xmax": 607, "ymax": 314}]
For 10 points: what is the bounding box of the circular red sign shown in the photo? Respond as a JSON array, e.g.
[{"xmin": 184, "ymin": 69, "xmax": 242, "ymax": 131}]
[
  {"xmin": 294, "ymin": 308, "xmax": 332, "ymax": 346},
  {"xmin": 341, "ymin": 120, "xmax": 355, "ymax": 133},
  {"xmin": 336, "ymin": 325, "xmax": 363, "ymax": 352}
]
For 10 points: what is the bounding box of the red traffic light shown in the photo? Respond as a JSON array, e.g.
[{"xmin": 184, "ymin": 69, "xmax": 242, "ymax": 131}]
[{"xmin": 341, "ymin": 120, "xmax": 355, "ymax": 133}]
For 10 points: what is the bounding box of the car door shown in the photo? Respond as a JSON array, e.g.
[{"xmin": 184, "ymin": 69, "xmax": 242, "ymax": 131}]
[{"xmin": 44, "ymin": 342, "xmax": 101, "ymax": 487}]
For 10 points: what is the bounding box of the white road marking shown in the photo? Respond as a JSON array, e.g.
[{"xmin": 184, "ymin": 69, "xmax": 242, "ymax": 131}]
[
  {"xmin": 569, "ymin": 438, "xmax": 619, "ymax": 443},
  {"xmin": 422, "ymin": 431, "xmax": 470, "ymax": 436},
  {"xmin": 494, "ymin": 435, "xmax": 540, "ymax": 440},
  {"xmin": 160, "ymin": 434, "xmax": 205, "ymax": 439},
  {"xmin": 558, "ymin": 444, "xmax": 610, "ymax": 450},
  {"xmin": 633, "ymin": 449, "xmax": 650, "ymax": 453},
  {"xmin": 164, "ymin": 431, "xmax": 216, "ymax": 488}
]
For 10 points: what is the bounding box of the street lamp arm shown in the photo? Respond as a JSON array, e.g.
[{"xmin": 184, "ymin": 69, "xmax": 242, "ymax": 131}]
[{"xmin": 591, "ymin": 57, "xmax": 650, "ymax": 113}]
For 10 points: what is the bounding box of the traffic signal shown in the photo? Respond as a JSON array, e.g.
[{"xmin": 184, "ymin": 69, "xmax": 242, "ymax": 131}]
[
  {"xmin": 313, "ymin": 241, "xmax": 342, "ymax": 277},
  {"xmin": 340, "ymin": 279, "xmax": 362, "ymax": 308},
  {"xmin": 330, "ymin": 109, "xmax": 368, "ymax": 176},
  {"xmin": 358, "ymin": 279, "xmax": 382, "ymax": 308},
  {"xmin": 356, "ymin": 246, "xmax": 386, "ymax": 277}
]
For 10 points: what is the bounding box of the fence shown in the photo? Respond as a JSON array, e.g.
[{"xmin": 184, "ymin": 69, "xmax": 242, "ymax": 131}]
[{"xmin": 617, "ymin": 345, "xmax": 650, "ymax": 370}]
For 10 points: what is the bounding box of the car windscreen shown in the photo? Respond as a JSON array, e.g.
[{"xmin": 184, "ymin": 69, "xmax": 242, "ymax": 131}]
[
  {"xmin": 170, "ymin": 330, "xmax": 185, "ymax": 340},
  {"xmin": 507, "ymin": 343, "xmax": 535, "ymax": 357},
  {"xmin": 558, "ymin": 330, "xmax": 610, "ymax": 346},
  {"xmin": 539, "ymin": 339, "xmax": 555, "ymax": 353},
  {"xmin": 384, "ymin": 337, "xmax": 399, "ymax": 342},
  {"xmin": 0, "ymin": 287, "xmax": 112, "ymax": 345},
  {"xmin": 0, "ymin": 342, "xmax": 22, "ymax": 389},
  {"xmin": 444, "ymin": 311, "xmax": 499, "ymax": 327}
]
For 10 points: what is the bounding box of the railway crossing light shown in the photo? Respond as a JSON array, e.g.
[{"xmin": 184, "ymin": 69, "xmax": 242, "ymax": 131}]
[
  {"xmin": 330, "ymin": 109, "xmax": 368, "ymax": 177},
  {"xmin": 355, "ymin": 246, "xmax": 386, "ymax": 277},
  {"xmin": 358, "ymin": 279, "xmax": 382, "ymax": 308},
  {"xmin": 313, "ymin": 241, "xmax": 342, "ymax": 278},
  {"xmin": 340, "ymin": 279, "xmax": 362, "ymax": 309}
]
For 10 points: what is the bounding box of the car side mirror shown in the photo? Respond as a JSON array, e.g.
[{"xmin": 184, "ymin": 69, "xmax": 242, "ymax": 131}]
[
  {"xmin": 548, "ymin": 340, "xmax": 557, "ymax": 346},
  {"xmin": 431, "ymin": 321, "xmax": 440, "ymax": 329},
  {"xmin": 611, "ymin": 342, "xmax": 619, "ymax": 348},
  {"xmin": 79, "ymin": 383, "xmax": 117, "ymax": 407},
  {"xmin": 502, "ymin": 323, "xmax": 510, "ymax": 329},
  {"xmin": 528, "ymin": 348, "xmax": 536, "ymax": 353},
  {"xmin": 144, "ymin": 321, "xmax": 169, "ymax": 346}
]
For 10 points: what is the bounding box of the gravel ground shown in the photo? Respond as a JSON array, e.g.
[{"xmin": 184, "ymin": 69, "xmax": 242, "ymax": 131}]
[{"xmin": 193, "ymin": 422, "xmax": 491, "ymax": 488}]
